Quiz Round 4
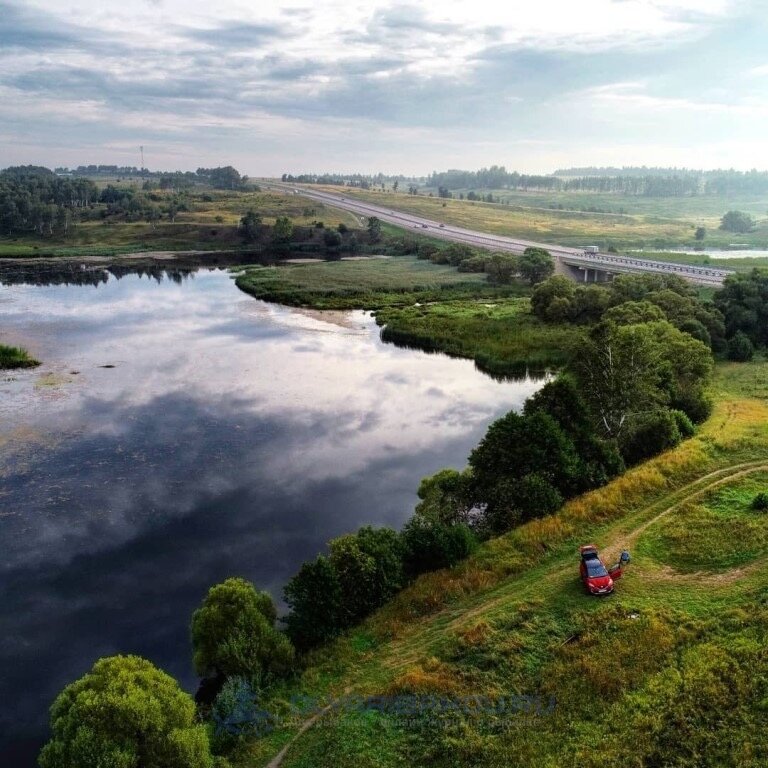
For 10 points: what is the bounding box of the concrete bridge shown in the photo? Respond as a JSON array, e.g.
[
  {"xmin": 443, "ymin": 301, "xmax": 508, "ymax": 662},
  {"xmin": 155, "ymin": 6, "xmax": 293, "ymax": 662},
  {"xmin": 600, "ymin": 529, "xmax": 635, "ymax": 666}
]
[
  {"xmin": 265, "ymin": 182, "xmax": 735, "ymax": 287},
  {"xmin": 558, "ymin": 251, "xmax": 733, "ymax": 287}
]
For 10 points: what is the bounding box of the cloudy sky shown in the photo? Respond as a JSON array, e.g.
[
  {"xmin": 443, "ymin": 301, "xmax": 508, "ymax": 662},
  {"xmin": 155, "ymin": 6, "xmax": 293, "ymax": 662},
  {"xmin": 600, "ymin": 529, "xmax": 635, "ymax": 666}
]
[{"xmin": 1, "ymin": 0, "xmax": 767, "ymax": 175}]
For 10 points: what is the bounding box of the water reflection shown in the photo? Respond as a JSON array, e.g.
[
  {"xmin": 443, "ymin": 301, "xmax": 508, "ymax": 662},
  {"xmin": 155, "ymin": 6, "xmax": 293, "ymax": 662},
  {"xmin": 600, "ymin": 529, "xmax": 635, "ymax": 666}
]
[{"xmin": 0, "ymin": 268, "xmax": 544, "ymax": 763}]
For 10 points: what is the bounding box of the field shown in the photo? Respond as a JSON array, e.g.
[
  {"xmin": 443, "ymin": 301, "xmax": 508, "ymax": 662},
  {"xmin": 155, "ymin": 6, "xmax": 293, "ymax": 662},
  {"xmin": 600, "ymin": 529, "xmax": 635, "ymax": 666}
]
[
  {"xmin": 309, "ymin": 185, "xmax": 768, "ymax": 251},
  {"xmin": 230, "ymin": 360, "xmax": 768, "ymax": 767}
]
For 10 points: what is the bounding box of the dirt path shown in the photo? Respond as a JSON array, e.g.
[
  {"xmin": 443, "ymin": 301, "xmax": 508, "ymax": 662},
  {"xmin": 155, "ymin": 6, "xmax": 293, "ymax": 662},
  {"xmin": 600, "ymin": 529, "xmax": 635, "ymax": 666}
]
[{"xmin": 263, "ymin": 687, "xmax": 353, "ymax": 768}]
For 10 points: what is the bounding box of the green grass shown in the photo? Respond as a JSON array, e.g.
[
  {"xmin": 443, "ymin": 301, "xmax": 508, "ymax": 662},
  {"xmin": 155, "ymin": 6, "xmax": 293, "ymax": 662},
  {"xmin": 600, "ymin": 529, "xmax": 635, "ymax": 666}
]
[
  {"xmin": 228, "ymin": 361, "xmax": 768, "ymax": 768},
  {"xmin": 637, "ymin": 472, "xmax": 768, "ymax": 571},
  {"xmin": 0, "ymin": 343, "xmax": 40, "ymax": 369},
  {"xmin": 376, "ymin": 298, "xmax": 581, "ymax": 376},
  {"xmin": 234, "ymin": 256, "xmax": 528, "ymax": 310}
]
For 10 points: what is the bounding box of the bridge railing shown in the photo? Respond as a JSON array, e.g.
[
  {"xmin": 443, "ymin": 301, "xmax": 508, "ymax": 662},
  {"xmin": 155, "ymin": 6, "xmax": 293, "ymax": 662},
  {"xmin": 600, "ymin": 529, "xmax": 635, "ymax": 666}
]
[{"xmin": 562, "ymin": 252, "xmax": 733, "ymax": 280}]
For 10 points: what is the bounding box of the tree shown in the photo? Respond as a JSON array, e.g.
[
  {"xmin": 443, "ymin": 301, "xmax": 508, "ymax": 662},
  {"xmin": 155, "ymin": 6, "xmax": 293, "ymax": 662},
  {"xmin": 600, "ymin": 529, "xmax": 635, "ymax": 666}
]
[
  {"xmin": 518, "ymin": 247, "xmax": 554, "ymax": 285},
  {"xmin": 329, "ymin": 526, "xmax": 404, "ymax": 626},
  {"xmin": 531, "ymin": 276, "xmax": 575, "ymax": 319},
  {"xmin": 283, "ymin": 555, "xmax": 343, "ymax": 650},
  {"xmin": 367, "ymin": 216, "xmax": 382, "ymax": 243},
  {"xmin": 715, "ymin": 270, "xmax": 768, "ymax": 347},
  {"xmin": 695, "ymin": 226, "xmax": 706, "ymax": 241},
  {"xmin": 414, "ymin": 468, "xmax": 473, "ymax": 526},
  {"xmin": 728, "ymin": 330, "xmax": 755, "ymax": 361},
  {"xmin": 401, "ymin": 517, "xmax": 477, "ymax": 577},
  {"xmin": 619, "ymin": 410, "xmax": 682, "ymax": 466},
  {"xmin": 484, "ymin": 252, "xmax": 519, "ymax": 284},
  {"xmin": 323, "ymin": 230, "xmax": 342, "ymax": 252},
  {"xmin": 272, "ymin": 216, "xmax": 293, "ymax": 246},
  {"xmin": 570, "ymin": 320, "xmax": 713, "ymax": 437},
  {"xmin": 468, "ymin": 410, "xmax": 582, "ymax": 525},
  {"xmin": 39, "ymin": 655, "xmax": 212, "ymax": 768},
  {"xmin": 603, "ymin": 300, "xmax": 666, "ymax": 326},
  {"xmin": 191, "ymin": 578, "xmax": 294, "ymax": 685},
  {"xmin": 719, "ymin": 210, "xmax": 755, "ymax": 233},
  {"xmin": 240, "ymin": 210, "xmax": 262, "ymax": 241},
  {"xmin": 393, "ymin": 180, "xmax": 399, "ymax": 193}
]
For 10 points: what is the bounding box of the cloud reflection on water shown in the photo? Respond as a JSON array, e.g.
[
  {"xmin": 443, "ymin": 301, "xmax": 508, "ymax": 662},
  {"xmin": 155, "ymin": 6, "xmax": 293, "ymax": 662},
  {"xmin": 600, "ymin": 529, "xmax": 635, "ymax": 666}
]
[{"xmin": 0, "ymin": 268, "xmax": 544, "ymax": 762}]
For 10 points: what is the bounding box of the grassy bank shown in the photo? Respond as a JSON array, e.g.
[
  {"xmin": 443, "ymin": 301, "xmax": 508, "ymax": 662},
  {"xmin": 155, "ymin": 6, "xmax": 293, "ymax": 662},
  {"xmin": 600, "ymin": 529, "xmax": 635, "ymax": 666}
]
[
  {"xmin": 234, "ymin": 257, "xmax": 529, "ymax": 310},
  {"xmin": 0, "ymin": 344, "xmax": 40, "ymax": 369},
  {"xmin": 376, "ymin": 298, "xmax": 580, "ymax": 376},
  {"xmin": 231, "ymin": 360, "xmax": 768, "ymax": 767}
]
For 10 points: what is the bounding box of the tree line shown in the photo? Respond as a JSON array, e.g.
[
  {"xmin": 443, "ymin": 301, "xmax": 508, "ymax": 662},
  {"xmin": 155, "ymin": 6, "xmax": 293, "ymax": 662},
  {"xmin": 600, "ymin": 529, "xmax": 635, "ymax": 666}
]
[
  {"xmin": 0, "ymin": 166, "xmax": 97, "ymax": 236},
  {"xmin": 426, "ymin": 166, "xmax": 768, "ymax": 196}
]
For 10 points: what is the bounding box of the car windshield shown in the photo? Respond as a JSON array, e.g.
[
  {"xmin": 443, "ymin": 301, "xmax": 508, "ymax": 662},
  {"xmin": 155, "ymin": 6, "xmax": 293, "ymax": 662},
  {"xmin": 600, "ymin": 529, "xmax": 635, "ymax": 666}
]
[{"xmin": 586, "ymin": 561, "xmax": 608, "ymax": 578}]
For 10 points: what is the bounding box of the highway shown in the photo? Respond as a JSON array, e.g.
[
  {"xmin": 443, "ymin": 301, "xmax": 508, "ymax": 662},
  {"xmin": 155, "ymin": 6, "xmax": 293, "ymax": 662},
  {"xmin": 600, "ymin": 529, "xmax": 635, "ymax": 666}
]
[{"xmin": 263, "ymin": 182, "xmax": 734, "ymax": 287}]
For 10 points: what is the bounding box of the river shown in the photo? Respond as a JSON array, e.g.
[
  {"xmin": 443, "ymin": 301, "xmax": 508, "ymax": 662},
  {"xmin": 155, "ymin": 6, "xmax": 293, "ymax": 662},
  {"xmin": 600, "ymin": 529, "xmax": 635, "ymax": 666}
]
[{"xmin": 0, "ymin": 264, "xmax": 543, "ymax": 763}]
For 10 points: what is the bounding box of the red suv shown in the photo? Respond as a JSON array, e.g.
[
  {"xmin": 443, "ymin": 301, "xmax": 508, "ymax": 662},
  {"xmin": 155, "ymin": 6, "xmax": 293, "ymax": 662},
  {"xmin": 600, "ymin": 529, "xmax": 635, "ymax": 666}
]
[{"xmin": 579, "ymin": 545, "xmax": 614, "ymax": 595}]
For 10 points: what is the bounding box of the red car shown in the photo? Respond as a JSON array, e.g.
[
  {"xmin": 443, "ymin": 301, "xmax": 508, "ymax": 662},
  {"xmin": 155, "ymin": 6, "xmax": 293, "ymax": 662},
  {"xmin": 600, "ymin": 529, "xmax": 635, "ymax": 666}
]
[{"xmin": 579, "ymin": 545, "xmax": 615, "ymax": 596}]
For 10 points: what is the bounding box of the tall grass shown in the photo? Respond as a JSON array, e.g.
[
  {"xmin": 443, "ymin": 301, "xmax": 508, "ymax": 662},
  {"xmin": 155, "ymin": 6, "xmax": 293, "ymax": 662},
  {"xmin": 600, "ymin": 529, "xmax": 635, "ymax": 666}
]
[{"xmin": 0, "ymin": 344, "xmax": 39, "ymax": 369}]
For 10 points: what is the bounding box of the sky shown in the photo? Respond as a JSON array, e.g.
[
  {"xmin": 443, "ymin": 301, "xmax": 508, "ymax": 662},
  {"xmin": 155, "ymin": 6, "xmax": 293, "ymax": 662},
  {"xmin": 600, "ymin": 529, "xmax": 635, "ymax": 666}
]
[{"xmin": 1, "ymin": 0, "xmax": 767, "ymax": 176}]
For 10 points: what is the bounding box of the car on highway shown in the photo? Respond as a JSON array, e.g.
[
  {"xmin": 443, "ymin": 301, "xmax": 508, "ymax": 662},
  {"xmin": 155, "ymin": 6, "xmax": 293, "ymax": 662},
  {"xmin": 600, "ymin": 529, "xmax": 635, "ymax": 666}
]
[
  {"xmin": 439, "ymin": 224, "xmax": 445, "ymax": 228},
  {"xmin": 579, "ymin": 545, "xmax": 614, "ymax": 595}
]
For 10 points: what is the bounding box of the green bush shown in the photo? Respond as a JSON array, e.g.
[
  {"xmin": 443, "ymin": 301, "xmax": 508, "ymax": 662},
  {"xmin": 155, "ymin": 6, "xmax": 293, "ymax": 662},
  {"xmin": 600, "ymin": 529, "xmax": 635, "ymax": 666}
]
[
  {"xmin": 752, "ymin": 492, "xmax": 768, "ymax": 511},
  {"xmin": 670, "ymin": 408, "xmax": 696, "ymax": 438},
  {"xmin": 619, "ymin": 410, "xmax": 681, "ymax": 466},
  {"xmin": 191, "ymin": 578, "xmax": 294, "ymax": 685},
  {"xmin": 39, "ymin": 655, "xmax": 212, "ymax": 768},
  {"xmin": 401, "ymin": 518, "xmax": 477, "ymax": 577},
  {"xmin": 329, "ymin": 527, "xmax": 405, "ymax": 626},
  {"xmin": 728, "ymin": 330, "xmax": 755, "ymax": 362},
  {"xmin": 284, "ymin": 555, "xmax": 344, "ymax": 651}
]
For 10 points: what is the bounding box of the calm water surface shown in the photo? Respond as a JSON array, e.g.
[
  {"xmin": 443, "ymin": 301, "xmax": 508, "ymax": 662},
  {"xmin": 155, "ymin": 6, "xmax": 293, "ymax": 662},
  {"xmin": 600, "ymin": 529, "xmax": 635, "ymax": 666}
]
[{"xmin": 0, "ymin": 266, "xmax": 543, "ymax": 763}]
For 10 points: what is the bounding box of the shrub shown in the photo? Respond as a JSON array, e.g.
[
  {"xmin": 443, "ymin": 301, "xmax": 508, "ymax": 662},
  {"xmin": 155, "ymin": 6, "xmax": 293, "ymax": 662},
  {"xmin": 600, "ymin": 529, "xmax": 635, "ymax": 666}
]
[
  {"xmin": 191, "ymin": 578, "xmax": 294, "ymax": 685},
  {"xmin": 619, "ymin": 410, "xmax": 681, "ymax": 466},
  {"xmin": 670, "ymin": 409, "xmax": 695, "ymax": 438},
  {"xmin": 401, "ymin": 518, "xmax": 477, "ymax": 577},
  {"xmin": 210, "ymin": 677, "xmax": 272, "ymax": 752},
  {"xmin": 752, "ymin": 492, "xmax": 768, "ymax": 511},
  {"xmin": 329, "ymin": 527, "xmax": 405, "ymax": 626},
  {"xmin": 39, "ymin": 655, "xmax": 212, "ymax": 768},
  {"xmin": 728, "ymin": 330, "xmax": 755, "ymax": 362},
  {"xmin": 283, "ymin": 555, "xmax": 344, "ymax": 651}
]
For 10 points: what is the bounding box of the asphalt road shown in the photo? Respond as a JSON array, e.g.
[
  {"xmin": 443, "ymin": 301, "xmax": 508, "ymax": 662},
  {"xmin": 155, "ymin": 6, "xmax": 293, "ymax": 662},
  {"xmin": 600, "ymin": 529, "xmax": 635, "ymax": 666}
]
[{"xmin": 263, "ymin": 182, "xmax": 733, "ymax": 286}]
